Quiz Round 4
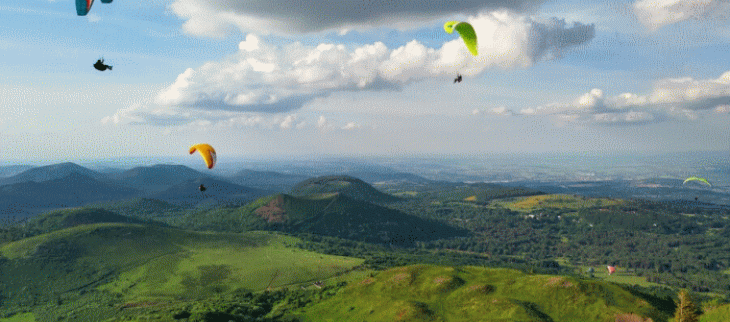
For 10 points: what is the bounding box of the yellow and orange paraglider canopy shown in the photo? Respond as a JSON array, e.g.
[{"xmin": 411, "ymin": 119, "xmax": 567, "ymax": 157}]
[{"xmin": 189, "ymin": 143, "xmax": 216, "ymax": 169}]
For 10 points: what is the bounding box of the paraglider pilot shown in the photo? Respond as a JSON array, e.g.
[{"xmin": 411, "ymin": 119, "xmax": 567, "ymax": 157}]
[
  {"xmin": 198, "ymin": 184, "xmax": 207, "ymax": 197},
  {"xmin": 454, "ymin": 74, "xmax": 462, "ymax": 83},
  {"xmin": 94, "ymin": 58, "xmax": 112, "ymax": 71}
]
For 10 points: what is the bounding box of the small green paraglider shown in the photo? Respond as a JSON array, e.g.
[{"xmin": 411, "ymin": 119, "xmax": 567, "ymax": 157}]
[
  {"xmin": 444, "ymin": 21, "xmax": 478, "ymax": 56},
  {"xmin": 683, "ymin": 177, "xmax": 711, "ymax": 187}
]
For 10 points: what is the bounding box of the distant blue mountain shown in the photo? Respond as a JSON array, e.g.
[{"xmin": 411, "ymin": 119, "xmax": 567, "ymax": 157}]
[
  {"xmin": 228, "ymin": 169, "xmax": 310, "ymax": 192},
  {"xmin": 0, "ymin": 172, "xmax": 140, "ymax": 218},
  {"xmin": 149, "ymin": 176, "xmax": 271, "ymax": 206},
  {"xmin": 0, "ymin": 165, "xmax": 36, "ymax": 178},
  {"xmin": 337, "ymin": 170, "xmax": 431, "ymax": 184},
  {"xmin": 0, "ymin": 162, "xmax": 107, "ymax": 185},
  {"xmin": 110, "ymin": 164, "xmax": 212, "ymax": 193}
]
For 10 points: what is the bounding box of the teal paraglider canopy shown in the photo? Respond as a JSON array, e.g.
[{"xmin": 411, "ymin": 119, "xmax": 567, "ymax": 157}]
[
  {"xmin": 76, "ymin": 0, "xmax": 113, "ymax": 16},
  {"xmin": 76, "ymin": 0, "xmax": 94, "ymax": 16}
]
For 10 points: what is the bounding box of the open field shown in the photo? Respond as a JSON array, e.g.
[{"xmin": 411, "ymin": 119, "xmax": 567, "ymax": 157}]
[
  {"xmin": 99, "ymin": 232, "xmax": 364, "ymax": 301},
  {"xmin": 490, "ymin": 194, "xmax": 625, "ymax": 212}
]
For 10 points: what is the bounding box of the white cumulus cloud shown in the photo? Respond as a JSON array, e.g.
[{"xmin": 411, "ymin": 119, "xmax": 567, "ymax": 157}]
[
  {"xmin": 715, "ymin": 104, "xmax": 730, "ymax": 113},
  {"xmin": 492, "ymin": 106, "xmax": 515, "ymax": 116},
  {"xmin": 500, "ymin": 70, "xmax": 730, "ymax": 125},
  {"xmin": 101, "ymin": 104, "xmax": 147, "ymax": 125},
  {"xmin": 279, "ymin": 114, "xmax": 296, "ymax": 129},
  {"xmin": 342, "ymin": 122, "xmax": 362, "ymax": 130},
  {"xmin": 317, "ymin": 115, "xmax": 331, "ymax": 129},
  {"xmin": 592, "ymin": 111, "xmax": 656, "ymax": 125},
  {"xmin": 87, "ymin": 13, "xmax": 101, "ymax": 23},
  {"xmin": 136, "ymin": 12, "xmax": 593, "ymax": 126}
]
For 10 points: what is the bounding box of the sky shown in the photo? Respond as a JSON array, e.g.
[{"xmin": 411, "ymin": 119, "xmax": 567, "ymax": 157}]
[{"xmin": 0, "ymin": 0, "xmax": 728, "ymax": 162}]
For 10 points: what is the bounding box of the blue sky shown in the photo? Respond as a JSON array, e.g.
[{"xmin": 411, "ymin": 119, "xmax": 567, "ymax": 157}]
[{"xmin": 0, "ymin": 0, "xmax": 728, "ymax": 162}]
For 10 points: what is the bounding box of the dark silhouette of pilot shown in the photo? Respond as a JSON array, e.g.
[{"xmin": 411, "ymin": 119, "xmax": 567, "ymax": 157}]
[
  {"xmin": 94, "ymin": 58, "xmax": 112, "ymax": 71},
  {"xmin": 454, "ymin": 74, "xmax": 462, "ymax": 83}
]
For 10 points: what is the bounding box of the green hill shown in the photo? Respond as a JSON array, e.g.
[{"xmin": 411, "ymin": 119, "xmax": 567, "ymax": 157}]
[
  {"xmin": 0, "ymin": 223, "xmax": 363, "ymax": 322},
  {"xmin": 0, "ymin": 173, "xmax": 140, "ymax": 218},
  {"xmin": 21, "ymin": 207, "xmax": 150, "ymax": 235},
  {"xmin": 88, "ymin": 197, "xmax": 187, "ymax": 219},
  {"xmin": 291, "ymin": 175, "xmax": 399, "ymax": 202},
  {"xmin": 0, "ymin": 162, "xmax": 105, "ymax": 185},
  {"xmin": 236, "ymin": 193, "xmax": 467, "ymax": 244},
  {"xmin": 294, "ymin": 264, "xmax": 669, "ymax": 322}
]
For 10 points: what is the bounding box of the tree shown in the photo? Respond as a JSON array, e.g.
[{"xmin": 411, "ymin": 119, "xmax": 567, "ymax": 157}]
[{"xmin": 673, "ymin": 289, "xmax": 698, "ymax": 322}]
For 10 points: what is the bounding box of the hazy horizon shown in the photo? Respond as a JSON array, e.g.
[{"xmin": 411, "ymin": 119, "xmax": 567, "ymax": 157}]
[
  {"xmin": 2, "ymin": 150, "xmax": 726, "ymax": 186},
  {"xmin": 2, "ymin": 149, "xmax": 727, "ymax": 164}
]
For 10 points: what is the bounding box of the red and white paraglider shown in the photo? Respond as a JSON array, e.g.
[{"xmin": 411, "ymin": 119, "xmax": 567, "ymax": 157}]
[{"xmin": 607, "ymin": 266, "xmax": 616, "ymax": 275}]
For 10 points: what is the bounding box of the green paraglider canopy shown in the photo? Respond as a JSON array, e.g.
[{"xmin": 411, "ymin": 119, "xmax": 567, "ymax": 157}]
[
  {"xmin": 683, "ymin": 176, "xmax": 711, "ymax": 187},
  {"xmin": 444, "ymin": 21, "xmax": 478, "ymax": 56}
]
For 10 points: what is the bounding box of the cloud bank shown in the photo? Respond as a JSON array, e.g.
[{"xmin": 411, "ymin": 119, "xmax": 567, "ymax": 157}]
[
  {"xmin": 119, "ymin": 11, "xmax": 592, "ymax": 126},
  {"xmin": 485, "ymin": 71, "xmax": 730, "ymax": 125},
  {"xmin": 169, "ymin": 0, "xmax": 544, "ymax": 36}
]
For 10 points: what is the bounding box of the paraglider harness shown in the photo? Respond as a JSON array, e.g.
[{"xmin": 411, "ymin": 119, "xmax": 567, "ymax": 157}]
[
  {"xmin": 198, "ymin": 184, "xmax": 208, "ymax": 198},
  {"xmin": 94, "ymin": 58, "xmax": 112, "ymax": 71}
]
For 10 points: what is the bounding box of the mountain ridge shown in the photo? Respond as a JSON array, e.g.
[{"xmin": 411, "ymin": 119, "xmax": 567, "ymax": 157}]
[
  {"xmin": 291, "ymin": 175, "xmax": 400, "ymax": 202},
  {"xmin": 0, "ymin": 162, "xmax": 106, "ymax": 185}
]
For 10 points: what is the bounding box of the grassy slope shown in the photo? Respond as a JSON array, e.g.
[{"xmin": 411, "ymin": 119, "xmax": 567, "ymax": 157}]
[
  {"xmin": 294, "ymin": 265, "xmax": 667, "ymax": 322},
  {"xmin": 702, "ymin": 303, "xmax": 730, "ymax": 321},
  {"xmin": 100, "ymin": 231, "xmax": 363, "ymax": 300},
  {"xmin": 89, "ymin": 198, "xmax": 187, "ymax": 219},
  {"xmin": 0, "ymin": 313, "xmax": 35, "ymax": 322},
  {"xmin": 0, "ymin": 223, "xmax": 363, "ymax": 322},
  {"xmin": 21, "ymin": 207, "xmax": 150, "ymax": 234}
]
